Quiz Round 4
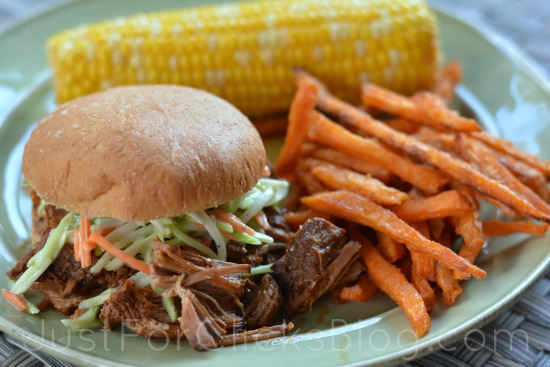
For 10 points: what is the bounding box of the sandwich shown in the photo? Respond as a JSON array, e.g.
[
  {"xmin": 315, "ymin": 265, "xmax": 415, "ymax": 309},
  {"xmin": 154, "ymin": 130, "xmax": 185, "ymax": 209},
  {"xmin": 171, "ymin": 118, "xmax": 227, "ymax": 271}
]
[{"xmin": 6, "ymin": 85, "xmax": 295, "ymax": 349}]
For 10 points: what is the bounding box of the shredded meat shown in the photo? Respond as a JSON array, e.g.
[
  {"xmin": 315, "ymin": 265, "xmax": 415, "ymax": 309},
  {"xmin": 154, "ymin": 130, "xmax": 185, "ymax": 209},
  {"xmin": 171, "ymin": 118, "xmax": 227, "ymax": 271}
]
[
  {"xmin": 147, "ymin": 241, "xmax": 292, "ymax": 350},
  {"xmin": 272, "ymin": 218, "xmax": 361, "ymax": 315},
  {"xmin": 30, "ymin": 245, "xmax": 135, "ymax": 314},
  {"xmin": 264, "ymin": 207, "xmax": 293, "ymax": 243},
  {"xmin": 8, "ymin": 201, "xmax": 68, "ymax": 280},
  {"xmin": 99, "ymin": 280, "xmax": 181, "ymax": 339},
  {"xmin": 243, "ymin": 274, "xmax": 283, "ymax": 329},
  {"xmin": 226, "ymin": 207, "xmax": 291, "ymax": 266}
]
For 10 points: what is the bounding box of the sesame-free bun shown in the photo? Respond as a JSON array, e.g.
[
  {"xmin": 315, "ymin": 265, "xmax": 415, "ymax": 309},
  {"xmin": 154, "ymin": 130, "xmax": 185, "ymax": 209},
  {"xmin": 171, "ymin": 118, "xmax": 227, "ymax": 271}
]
[{"xmin": 23, "ymin": 85, "xmax": 266, "ymax": 221}]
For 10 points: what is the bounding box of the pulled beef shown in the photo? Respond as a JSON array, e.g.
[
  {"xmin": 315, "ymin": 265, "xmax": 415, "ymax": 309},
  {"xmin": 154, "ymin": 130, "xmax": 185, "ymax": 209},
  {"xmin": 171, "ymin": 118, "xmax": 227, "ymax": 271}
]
[
  {"xmin": 272, "ymin": 218, "xmax": 361, "ymax": 315},
  {"xmin": 243, "ymin": 274, "xmax": 283, "ymax": 329},
  {"xmin": 7, "ymin": 235, "xmax": 47, "ymax": 280},
  {"xmin": 8, "ymin": 197, "xmax": 133, "ymax": 315},
  {"xmin": 218, "ymin": 324, "xmax": 291, "ymax": 347},
  {"xmin": 148, "ymin": 241, "xmax": 292, "ymax": 350},
  {"xmin": 334, "ymin": 259, "xmax": 365, "ymax": 289},
  {"xmin": 31, "ymin": 245, "xmax": 135, "ymax": 314},
  {"xmin": 99, "ymin": 280, "xmax": 181, "ymax": 339},
  {"xmin": 225, "ymin": 207, "xmax": 291, "ymax": 266},
  {"xmin": 150, "ymin": 241, "xmax": 250, "ymax": 349},
  {"xmin": 8, "ymin": 202, "xmax": 68, "ymax": 280},
  {"xmin": 264, "ymin": 207, "xmax": 293, "ymax": 243},
  {"xmin": 249, "ymin": 242, "xmax": 287, "ymax": 264}
]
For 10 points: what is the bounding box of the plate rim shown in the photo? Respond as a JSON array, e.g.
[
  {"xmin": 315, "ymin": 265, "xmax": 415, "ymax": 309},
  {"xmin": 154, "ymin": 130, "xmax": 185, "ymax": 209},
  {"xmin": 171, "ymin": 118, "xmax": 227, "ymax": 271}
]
[{"xmin": 0, "ymin": 2, "xmax": 549, "ymax": 367}]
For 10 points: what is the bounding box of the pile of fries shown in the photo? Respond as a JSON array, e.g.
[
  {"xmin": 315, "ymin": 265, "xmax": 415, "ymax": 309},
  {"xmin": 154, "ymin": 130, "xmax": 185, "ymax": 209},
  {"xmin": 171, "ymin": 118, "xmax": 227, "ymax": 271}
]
[{"xmin": 274, "ymin": 62, "xmax": 550, "ymax": 337}]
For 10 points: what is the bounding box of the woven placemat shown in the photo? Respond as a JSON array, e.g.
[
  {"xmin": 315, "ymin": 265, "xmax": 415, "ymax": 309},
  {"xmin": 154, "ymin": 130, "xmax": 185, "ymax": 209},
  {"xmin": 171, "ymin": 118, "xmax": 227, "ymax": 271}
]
[{"xmin": 1, "ymin": 1, "xmax": 550, "ymax": 366}]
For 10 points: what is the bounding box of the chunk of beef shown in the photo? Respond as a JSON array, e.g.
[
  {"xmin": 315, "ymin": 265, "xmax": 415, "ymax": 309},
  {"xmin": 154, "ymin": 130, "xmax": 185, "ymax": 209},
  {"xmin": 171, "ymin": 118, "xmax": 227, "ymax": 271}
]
[
  {"xmin": 99, "ymin": 280, "xmax": 181, "ymax": 339},
  {"xmin": 243, "ymin": 274, "xmax": 283, "ymax": 329},
  {"xmin": 271, "ymin": 218, "xmax": 361, "ymax": 315}
]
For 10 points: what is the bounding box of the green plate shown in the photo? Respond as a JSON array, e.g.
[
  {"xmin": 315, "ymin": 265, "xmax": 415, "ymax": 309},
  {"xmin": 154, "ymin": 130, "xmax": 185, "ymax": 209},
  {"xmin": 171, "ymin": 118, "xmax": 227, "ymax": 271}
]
[{"xmin": 1, "ymin": 1, "xmax": 550, "ymax": 366}]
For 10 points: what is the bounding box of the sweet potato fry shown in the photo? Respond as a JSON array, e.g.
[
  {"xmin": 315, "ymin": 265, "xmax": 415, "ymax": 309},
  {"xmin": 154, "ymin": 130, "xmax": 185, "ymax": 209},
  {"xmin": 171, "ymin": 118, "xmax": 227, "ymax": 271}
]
[
  {"xmin": 428, "ymin": 218, "xmax": 446, "ymax": 241},
  {"xmin": 295, "ymin": 168, "xmax": 327, "ymax": 195},
  {"xmin": 413, "ymin": 127, "xmax": 455, "ymax": 152},
  {"xmin": 302, "ymin": 190, "xmax": 486, "ymax": 279},
  {"xmin": 310, "ymin": 100, "xmax": 549, "ymax": 221},
  {"xmin": 275, "ymin": 74, "xmax": 319, "ymax": 180},
  {"xmin": 412, "ymin": 91, "xmax": 481, "ymax": 133},
  {"xmin": 337, "ymin": 274, "xmax": 378, "ymax": 303},
  {"xmin": 360, "ymin": 83, "xmax": 479, "ymax": 133},
  {"xmin": 307, "ymin": 112, "xmax": 448, "ymax": 194},
  {"xmin": 434, "ymin": 60, "xmax": 462, "ymax": 104},
  {"xmin": 410, "ymin": 222, "xmax": 435, "ymax": 281},
  {"xmin": 298, "ymin": 70, "xmax": 550, "ymax": 221},
  {"xmin": 473, "ymin": 131, "xmax": 550, "ymax": 177},
  {"xmin": 409, "ymin": 222, "xmax": 435, "ymax": 310},
  {"xmin": 360, "ymin": 83, "xmax": 420, "ymax": 119},
  {"xmin": 283, "ymin": 209, "xmax": 332, "ymax": 230},
  {"xmin": 390, "ymin": 190, "xmax": 474, "ymax": 223},
  {"xmin": 434, "ymin": 229, "xmax": 462, "ymax": 306},
  {"xmin": 482, "ymin": 220, "xmax": 549, "ymax": 237},
  {"xmin": 253, "ymin": 116, "xmax": 288, "ymax": 138},
  {"xmin": 351, "ymin": 229, "xmax": 431, "ymax": 337},
  {"xmin": 385, "ymin": 118, "xmax": 420, "ymax": 134},
  {"xmin": 410, "ymin": 258, "xmax": 435, "ymax": 311},
  {"xmin": 490, "ymin": 147, "xmax": 549, "ymax": 201},
  {"xmin": 376, "ymin": 231, "xmax": 406, "ymax": 263},
  {"xmin": 454, "ymin": 210, "xmax": 485, "ymax": 280},
  {"xmin": 310, "ymin": 161, "xmax": 409, "ymax": 205},
  {"xmin": 476, "ymin": 193, "xmax": 522, "ymax": 218},
  {"xmin": 456, "ymin": 134, "xmax": 550, "ymax": 217},
  {"xmin": 303, "ymin": 143, "xmax": 393, "ymax": 182}
]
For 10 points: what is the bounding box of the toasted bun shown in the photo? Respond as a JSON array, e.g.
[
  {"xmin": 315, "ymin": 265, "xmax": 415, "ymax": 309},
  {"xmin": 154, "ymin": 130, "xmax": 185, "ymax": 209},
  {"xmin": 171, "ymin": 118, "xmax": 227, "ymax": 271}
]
[{"xmin": 23, "ymin": 85, "xmax": 266, "ymax": 221}]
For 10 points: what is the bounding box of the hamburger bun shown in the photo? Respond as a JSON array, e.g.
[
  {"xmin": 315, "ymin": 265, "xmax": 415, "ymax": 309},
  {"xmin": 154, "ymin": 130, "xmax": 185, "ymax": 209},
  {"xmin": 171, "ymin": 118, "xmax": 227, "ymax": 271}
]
[{"xmin": 22, "ymin": 85, "xmax": 266, "ymax": 221}]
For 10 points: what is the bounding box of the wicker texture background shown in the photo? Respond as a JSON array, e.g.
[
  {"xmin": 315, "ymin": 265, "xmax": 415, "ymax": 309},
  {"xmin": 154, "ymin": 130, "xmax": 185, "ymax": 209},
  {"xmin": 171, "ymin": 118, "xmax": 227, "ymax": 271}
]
[{"xmin": 0, "ymin": 1, "xmax": 549, "ymax": 366}]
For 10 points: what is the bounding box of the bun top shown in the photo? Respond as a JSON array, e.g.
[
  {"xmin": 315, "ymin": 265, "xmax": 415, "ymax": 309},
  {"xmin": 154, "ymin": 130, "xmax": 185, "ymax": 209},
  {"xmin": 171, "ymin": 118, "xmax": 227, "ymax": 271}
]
[{"xmin": 23, "ymin": 85, "xmax": 266, "ymax": 221}]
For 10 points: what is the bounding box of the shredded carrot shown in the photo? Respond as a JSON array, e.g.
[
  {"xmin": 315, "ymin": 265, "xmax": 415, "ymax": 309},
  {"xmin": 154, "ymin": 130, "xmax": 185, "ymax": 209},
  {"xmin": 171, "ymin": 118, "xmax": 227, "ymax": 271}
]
[
  {"xmin": 80, "ymin": 216, "xmax": 92, "ymax": 267},
  {"xmin": 2, "ymin": 289, "xmax": 27, "ymax": 312},
  {"xmin": 89, "ymin": 233, "xmax": 150, "ymax": 275},
  {"xmin": 220, "ymin": 230, "xmax": 238, "ymax": 241},
  {"xmin": 254, "ymin": 211, "xmax": 270, "ymax": 230},
  {"xmin": 73, "ymin": 229, "xmax": 81, "ymax": 262},
  {"xmin": 192, "ymin": 222, "xmax": 206, "ymax": 230},
  {"xmin": 263, "ymin": 165, "xmax": 271, "ymax": 177},
  {"xmin": 207, "ymin": 209, "xmax": 255, "ymax": 236},
  {"xmin": 93, "ymin": 226, "xmax": 118, "ymax": 238}
]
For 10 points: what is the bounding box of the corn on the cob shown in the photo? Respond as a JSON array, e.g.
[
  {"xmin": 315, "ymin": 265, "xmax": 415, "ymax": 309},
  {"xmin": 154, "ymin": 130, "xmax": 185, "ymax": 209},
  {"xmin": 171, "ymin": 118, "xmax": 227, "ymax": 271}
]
[{"xmin": 48, "ymin": 0, "xmax": 439, "ymax": 117}]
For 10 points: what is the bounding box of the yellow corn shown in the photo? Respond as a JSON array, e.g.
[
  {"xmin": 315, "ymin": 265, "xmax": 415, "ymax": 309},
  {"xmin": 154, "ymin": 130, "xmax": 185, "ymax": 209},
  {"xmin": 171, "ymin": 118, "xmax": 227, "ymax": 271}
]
[{"xmin": 48, "ymin": 0, "xmax": 439, "ymax": 117}]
